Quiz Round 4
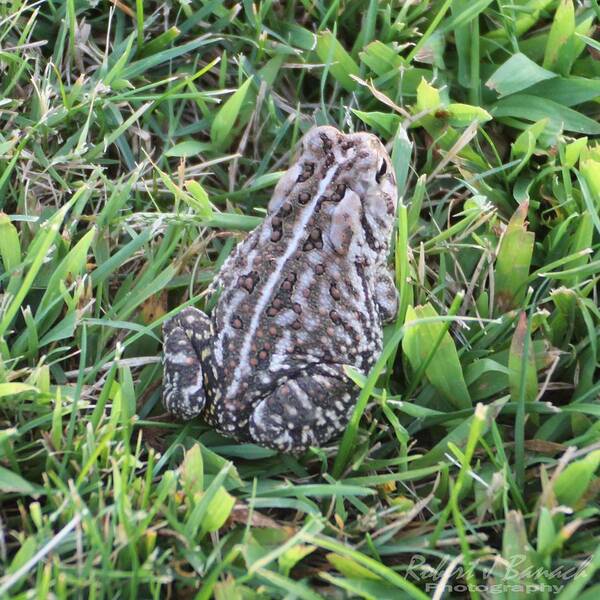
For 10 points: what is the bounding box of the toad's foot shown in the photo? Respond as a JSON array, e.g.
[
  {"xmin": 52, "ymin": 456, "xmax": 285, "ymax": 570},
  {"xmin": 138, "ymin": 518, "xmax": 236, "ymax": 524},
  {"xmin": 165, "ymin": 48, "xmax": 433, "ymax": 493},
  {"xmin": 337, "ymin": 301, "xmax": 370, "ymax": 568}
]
[
  {"xmin": 162, "ymin": 307, "xmax": 211, "ymax": 419},
  {"xmin": 248, "ymin": 367, "xmax": 355, "ymax": 453}
]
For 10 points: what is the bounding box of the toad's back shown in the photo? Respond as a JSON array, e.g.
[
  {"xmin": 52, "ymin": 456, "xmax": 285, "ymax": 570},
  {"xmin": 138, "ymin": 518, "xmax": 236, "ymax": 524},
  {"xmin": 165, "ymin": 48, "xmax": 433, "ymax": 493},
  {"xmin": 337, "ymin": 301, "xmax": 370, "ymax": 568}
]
[{"xmin": 163, "ymin": 126, "xmax": 399, "ymax": 451}]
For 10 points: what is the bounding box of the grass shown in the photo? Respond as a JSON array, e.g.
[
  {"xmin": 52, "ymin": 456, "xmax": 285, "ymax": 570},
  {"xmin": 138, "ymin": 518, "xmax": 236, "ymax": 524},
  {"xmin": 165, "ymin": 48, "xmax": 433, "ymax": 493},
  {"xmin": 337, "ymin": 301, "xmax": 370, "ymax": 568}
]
[{"xmin": 1, "ymin": 0, "xmax": 600, "ymax": 597}]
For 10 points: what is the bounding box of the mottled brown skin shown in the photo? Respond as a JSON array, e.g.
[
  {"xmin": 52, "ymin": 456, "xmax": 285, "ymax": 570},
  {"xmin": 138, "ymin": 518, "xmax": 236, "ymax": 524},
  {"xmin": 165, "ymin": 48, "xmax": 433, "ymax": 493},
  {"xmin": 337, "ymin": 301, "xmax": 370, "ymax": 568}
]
[{"xmin": 163, "ymin": 126, "xmax": 399, "ymax": 452}]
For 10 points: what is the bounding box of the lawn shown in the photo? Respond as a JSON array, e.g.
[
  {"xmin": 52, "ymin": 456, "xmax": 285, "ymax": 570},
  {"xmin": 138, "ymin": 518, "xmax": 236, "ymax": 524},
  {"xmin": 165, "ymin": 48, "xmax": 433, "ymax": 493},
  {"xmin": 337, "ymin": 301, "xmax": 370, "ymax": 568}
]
[{"xmin": 1, "ymin": 0, "xmax": 600, "ymax": 598}]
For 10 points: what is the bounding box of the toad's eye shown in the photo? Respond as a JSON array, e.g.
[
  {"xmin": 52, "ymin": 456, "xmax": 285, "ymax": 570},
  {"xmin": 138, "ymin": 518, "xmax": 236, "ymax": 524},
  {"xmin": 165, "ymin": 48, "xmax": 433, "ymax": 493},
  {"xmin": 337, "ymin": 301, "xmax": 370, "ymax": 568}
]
[{"xmin": 375, "ymin": 160, "xmax": 387, "ymax": 183}]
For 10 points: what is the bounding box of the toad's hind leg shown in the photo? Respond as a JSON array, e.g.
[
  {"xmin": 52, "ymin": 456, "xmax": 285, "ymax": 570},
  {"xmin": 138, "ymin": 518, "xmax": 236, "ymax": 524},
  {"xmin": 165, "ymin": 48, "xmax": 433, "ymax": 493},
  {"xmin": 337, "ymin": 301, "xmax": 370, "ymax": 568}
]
[
  {"xmin": 162, "ymin": 307, "xmax": 211, "ymax": 419},
  {"xmin": 248, "ymin": 368, "xmax": 355, "ymax": 453}
]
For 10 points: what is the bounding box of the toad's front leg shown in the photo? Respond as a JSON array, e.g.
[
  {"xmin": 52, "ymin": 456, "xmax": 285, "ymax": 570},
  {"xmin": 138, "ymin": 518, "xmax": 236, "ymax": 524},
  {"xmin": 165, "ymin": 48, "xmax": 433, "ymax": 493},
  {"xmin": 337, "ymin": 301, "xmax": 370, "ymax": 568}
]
[
  {"xmin": 248, "ymin": 366, "xmax": 356, "ymax": 453},
  {"xmin": 162, "ymin": 307, "xmax": 212, "ymax": 419}
]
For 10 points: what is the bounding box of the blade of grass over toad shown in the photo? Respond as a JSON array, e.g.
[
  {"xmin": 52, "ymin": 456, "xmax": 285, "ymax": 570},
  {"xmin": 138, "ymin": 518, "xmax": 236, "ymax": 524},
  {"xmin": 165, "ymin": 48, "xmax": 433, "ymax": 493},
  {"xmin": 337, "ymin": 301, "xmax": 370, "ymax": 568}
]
[
  {"xmin": 333, "ymin": 314, "xmax": 486, "ymax": 478},
  {"xmin": 386, "ymin": 203, "xmax": 410, "ymax": 386},
  {"xmin": 332, "ymin": 323, "xmax": 405, "ymax": 478},
  {"xmin": 395, "ymin": 203, "xmax": 411, "ymax": 326},
  {"xmin": 391, "ymin": 124, "xmax": 413, "ymax": 200},
  {"xmin": 385, "ymin": 126, "xmax": 414, "ymax": 380}
]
